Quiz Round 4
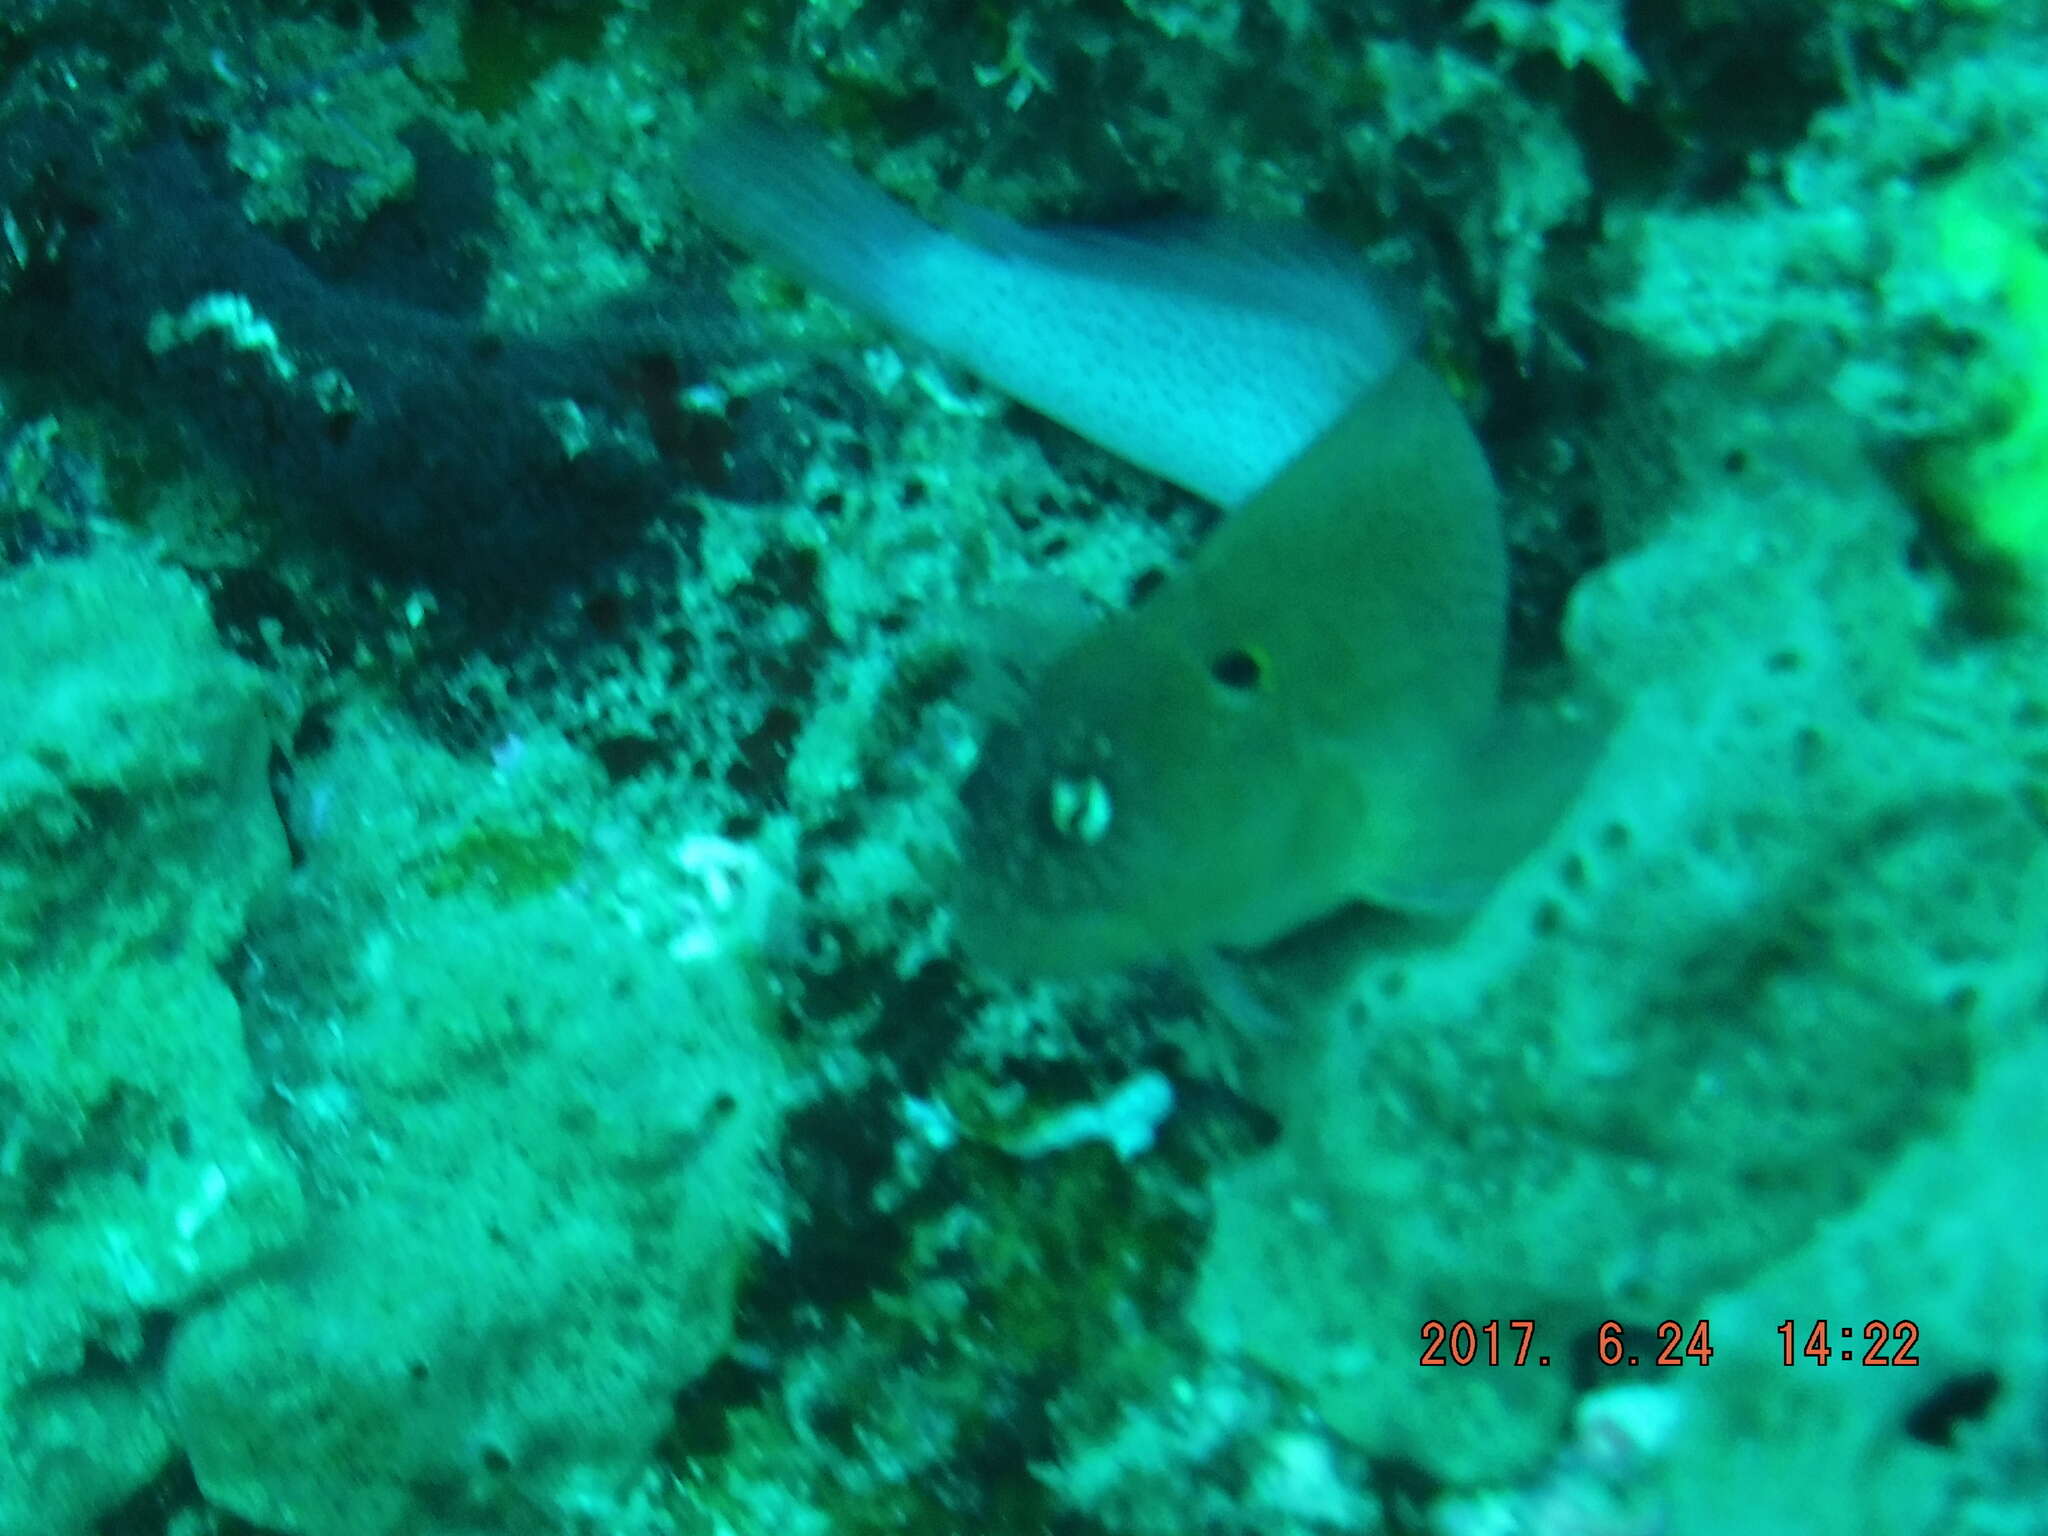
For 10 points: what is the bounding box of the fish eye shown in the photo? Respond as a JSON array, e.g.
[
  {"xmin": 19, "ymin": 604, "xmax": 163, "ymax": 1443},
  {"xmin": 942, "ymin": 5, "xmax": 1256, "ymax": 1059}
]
[
  {"xmin": 1046, "ymin": 774, "xmax": 1113, "ymax": 844},
  {"xmin": 1209, "ymin": 646, "xmax": 1265, "ymax": 691}
]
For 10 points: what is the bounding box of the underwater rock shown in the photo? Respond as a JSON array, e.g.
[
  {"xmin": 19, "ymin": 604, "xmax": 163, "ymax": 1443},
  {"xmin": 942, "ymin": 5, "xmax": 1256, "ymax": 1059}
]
[
  {"xmin": 1193, "ymin": 396, "xmax": 2048, "ymax": 1481},
  {"xmin": 163, "ymin": 722, "xmax": 788, "ymax": 1536},
  {"xmin": 0, "ymin": 544, "xmax": 301, "ymax": 1536}
]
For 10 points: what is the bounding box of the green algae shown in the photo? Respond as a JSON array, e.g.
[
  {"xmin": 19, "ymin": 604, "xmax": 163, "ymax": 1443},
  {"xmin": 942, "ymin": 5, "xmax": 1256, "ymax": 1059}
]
[
  {"xmin": 412, "ymin": 819, "xmax": 585, "ymax": 903},
  {"xmin": 453, "ymin": 0, "xmax": 615, "ymax": 119}
]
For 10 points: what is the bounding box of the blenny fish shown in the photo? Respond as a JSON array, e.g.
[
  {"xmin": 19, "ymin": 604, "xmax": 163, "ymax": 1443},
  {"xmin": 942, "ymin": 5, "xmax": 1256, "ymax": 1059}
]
[{"xmin": 682, "ymin": 120, "xmax": 1585, "ymax": 976}]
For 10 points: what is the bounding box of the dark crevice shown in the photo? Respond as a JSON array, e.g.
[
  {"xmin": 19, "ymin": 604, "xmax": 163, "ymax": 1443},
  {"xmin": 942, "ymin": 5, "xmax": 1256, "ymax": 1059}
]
[{"xmin": 1903, "ymin": 1370, "xmax": 2001, "ymax": 1448}]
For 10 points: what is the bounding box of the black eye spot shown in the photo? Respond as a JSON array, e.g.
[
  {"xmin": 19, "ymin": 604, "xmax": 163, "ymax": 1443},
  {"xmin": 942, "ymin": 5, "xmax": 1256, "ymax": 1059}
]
[{"xmin": 1210, "ymin": 648, "xmax": 1263, "ymax": 690}]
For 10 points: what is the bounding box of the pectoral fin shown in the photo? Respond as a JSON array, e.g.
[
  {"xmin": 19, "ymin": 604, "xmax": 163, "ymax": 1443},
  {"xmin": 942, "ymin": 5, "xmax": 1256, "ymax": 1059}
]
[{"xmin": 1361, "ymin": 692, "xmax": 1611, "ymax": 915}]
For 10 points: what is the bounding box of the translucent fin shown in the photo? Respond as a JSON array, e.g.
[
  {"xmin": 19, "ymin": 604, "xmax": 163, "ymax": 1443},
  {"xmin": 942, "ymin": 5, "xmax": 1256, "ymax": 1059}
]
[{"xmin": 1371, "ymin": 692, "xmax": 1613, "ymax": 914}]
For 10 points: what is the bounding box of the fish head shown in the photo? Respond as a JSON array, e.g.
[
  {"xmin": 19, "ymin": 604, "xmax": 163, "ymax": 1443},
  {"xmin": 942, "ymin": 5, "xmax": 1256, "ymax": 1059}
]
[{"xmin": 952, "ymin": 611, "xmax": 1377, "ymax": 976}]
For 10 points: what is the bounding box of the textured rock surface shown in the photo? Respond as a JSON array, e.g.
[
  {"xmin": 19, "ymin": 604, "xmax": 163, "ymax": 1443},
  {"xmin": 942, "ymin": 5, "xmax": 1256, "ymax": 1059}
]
[
  {"xmin": 1194, "ymin": 396, "xmax": 2048, "ymax": 1481},
  {"xmin": 162, "ymin": 721, "xmax": 787, "ymax": 1536},
  {"xmin": 3, "ymin": 0, "xmax": 2044, "ymax": 1532},
  {"xmin": 0, "ymin": 545, "xmax": 300, "ymax": 1535},
  {"xmin": 1658, "ymin": 1038, "xmax": 2048, "ymax": 1536}
]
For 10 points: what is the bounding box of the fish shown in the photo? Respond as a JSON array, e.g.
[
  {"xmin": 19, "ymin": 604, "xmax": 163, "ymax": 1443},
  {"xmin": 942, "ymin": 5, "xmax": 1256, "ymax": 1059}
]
[
  {"xmin": 679, "ymin": 119, "xmax": 1588, "ymax": 976},
  {"xmin": 953, "ymin": 354, "xmax": 1587, "ymax": 975}
]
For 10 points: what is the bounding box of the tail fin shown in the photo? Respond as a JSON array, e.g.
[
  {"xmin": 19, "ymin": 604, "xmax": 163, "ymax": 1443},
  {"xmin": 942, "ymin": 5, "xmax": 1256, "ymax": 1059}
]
[{"xmin": 678, "ymin": 117, "xmax": 941, "ymax": 335}]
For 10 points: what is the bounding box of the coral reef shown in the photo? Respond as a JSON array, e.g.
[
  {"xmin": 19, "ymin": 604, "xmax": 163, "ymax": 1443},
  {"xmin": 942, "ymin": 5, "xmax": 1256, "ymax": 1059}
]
[
  {"xmin": 1656, "ymin": 1038, "xmax": 2048, "ymax": 1535},
  {"xmin": 0, "ymin": 542, "xmax": 299, "ymax": 1534},
  {"xmin": 0, "ymin": 0, "xmax": 2044, "ymax": 1533},
  {"xmin": 1195, "ymin": 383, "xmax": 2048, "ymax": 1483},
  {"xmin": 167, "ymin": 716, "xmax": 789, "ymax": 1536}
]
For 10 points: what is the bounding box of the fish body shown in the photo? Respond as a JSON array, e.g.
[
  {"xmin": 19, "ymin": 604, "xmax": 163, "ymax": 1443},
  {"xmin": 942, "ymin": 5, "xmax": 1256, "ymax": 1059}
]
[
  {"xmin": 682, "ymin": 121, "xmax": 1580, "ymax": 976},
  {"xmin": 955, "ymin": 355, "xmax": 1520, "ymax": 975},
  {"xmin": 679, "ymin": 120, "xmax": 1411, "ymax": 507}
]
